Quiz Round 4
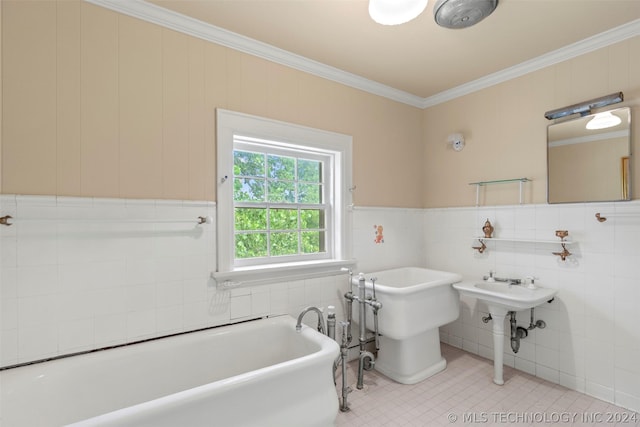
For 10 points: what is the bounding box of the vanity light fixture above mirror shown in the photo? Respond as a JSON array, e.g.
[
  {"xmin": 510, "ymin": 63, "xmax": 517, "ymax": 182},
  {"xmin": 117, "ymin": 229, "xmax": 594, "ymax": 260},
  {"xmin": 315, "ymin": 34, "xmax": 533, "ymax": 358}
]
[{"xmin": 544, "ymin": 92, "xmax": 623, "ymax": 120}]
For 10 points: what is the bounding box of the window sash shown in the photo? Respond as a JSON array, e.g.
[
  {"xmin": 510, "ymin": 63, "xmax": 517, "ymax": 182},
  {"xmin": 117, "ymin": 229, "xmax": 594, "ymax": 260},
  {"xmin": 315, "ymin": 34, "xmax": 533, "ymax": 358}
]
[
  {"xmin": 233, "ymin": 148, "xmax": 327, "ymax": 205},
  {"xmin": 232, "ymin": 140, "xmax": 334, "ymax": 267},
  {"xmin": 233, "ymin": 204, "xmax": 330, "ymax": 267}
]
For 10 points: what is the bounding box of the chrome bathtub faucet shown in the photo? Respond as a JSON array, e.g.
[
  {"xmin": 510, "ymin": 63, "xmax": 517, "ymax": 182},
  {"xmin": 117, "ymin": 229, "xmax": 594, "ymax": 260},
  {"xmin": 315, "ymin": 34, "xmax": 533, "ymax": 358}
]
[{"xmin": 295, "ymin": 306, "xmax": 326, "ymax": 335}]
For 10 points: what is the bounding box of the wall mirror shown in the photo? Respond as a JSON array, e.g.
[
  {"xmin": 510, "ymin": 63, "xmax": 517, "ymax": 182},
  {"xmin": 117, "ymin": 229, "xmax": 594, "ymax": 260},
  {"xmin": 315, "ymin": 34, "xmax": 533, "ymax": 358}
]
[{"xmin": 547, "ymin": 106, "xmax": 631, "ymax": 204}]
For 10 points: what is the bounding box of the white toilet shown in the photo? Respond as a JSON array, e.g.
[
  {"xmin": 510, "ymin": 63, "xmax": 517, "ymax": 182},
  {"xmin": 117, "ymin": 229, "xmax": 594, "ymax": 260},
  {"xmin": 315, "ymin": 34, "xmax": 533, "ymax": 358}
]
[{"xmin": 354, "ymin": 267, "xmax": 461, "ymax": 384}]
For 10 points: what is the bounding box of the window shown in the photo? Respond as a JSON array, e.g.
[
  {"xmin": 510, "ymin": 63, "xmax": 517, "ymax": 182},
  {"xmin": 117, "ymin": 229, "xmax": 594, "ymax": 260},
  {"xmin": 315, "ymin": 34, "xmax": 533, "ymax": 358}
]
[
  {"xmin": 233, "ymin": 138, "xmax": 330, "ymax": 265},
  {"xmin": 216, "ymin": 109, "xmax": 353, "ymax": 283}
]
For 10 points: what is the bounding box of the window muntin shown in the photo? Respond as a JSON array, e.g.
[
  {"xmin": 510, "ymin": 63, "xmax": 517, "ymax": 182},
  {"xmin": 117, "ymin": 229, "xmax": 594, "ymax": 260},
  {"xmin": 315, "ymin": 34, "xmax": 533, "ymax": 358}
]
[{"xmin": 232, "ymin": 138, "xmax": 332, "ymax": 267}]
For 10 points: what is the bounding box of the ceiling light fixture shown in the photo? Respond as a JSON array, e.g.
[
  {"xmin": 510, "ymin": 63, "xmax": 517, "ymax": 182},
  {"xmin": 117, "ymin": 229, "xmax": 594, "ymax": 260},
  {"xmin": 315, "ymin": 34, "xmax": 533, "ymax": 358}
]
[
  {"xmin": 434, "ymin": 0, "xmax": 499, "ymax": 29},
  {"xmin": 544, "ymin": 92, "xmax": 624, "ymax": 120},
  {"xmin": 586, "ymin": 111, "xmax": 622, "ymax": 130},
  {"xmin": 369, "ymin": 0, "xmax": 429, "ymax": 25}
]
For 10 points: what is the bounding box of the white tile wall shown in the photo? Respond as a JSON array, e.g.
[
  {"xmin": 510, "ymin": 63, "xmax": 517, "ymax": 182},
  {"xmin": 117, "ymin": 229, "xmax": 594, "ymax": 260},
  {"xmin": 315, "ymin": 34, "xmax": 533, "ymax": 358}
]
[
  {"xmin": 0, "ymin": 195, "xmax": 219, "ymax": 364},
  {"xmin": 0, "ymin": 194, "xmax": 351, "ymax": 366},
  {"xmin": 432, "ymin": 201, "xmax": 640, "ymax": 413},
  {"xmin": 1, "ymin": 196, "xmax": 638, "ymax": 414},
  {"xmin": 351, "ymin": 206, "xmax": 426, "ymax": 274}
]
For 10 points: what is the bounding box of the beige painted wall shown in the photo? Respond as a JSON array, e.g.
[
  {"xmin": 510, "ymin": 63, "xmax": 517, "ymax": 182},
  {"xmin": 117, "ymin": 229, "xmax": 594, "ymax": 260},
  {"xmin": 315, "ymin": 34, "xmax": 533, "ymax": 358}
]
[
  {"xmin": 0, "ymin": 1, "xmax": 3, "ymax": 194},
  {"xmin": 2, "ymin": 1, "xmax": 638, "ymax": 210},
  {"xmin": 0, "ymin": 0, "xmax": 424, "ymax": 208},
  {"xmin": 423, "ymin": 37, "xmax": 640, "ymax": 208}
]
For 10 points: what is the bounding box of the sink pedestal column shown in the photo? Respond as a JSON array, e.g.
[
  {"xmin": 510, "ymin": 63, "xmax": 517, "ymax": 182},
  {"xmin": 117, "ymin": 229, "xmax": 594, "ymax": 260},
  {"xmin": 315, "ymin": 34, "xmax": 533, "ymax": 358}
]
[
  {"xmin": 453, "ymin": 281, "xmax": 558, "ymax": 386},
  {"xmin": 489, "ymin": 309, "xmax": 508, "ymax": 385}
]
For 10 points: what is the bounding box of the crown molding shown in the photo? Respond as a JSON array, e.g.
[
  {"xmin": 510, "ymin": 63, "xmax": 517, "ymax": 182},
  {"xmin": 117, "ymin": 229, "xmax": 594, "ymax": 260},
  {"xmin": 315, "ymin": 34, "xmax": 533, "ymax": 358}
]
[
  {"xmin": 421, "ymin": 19, "xmax": 640, "ymax": 108},
  {"xmin": 84, "ymin": 0, "xmax": 426, "ymax": 108},
  {"xmin": 85, "ymin": 0, "xmax": 638, "ymax": 110}
]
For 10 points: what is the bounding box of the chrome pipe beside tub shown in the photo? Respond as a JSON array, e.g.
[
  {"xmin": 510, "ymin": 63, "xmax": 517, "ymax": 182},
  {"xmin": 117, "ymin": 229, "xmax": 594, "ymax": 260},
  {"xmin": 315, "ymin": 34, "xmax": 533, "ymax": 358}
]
[
  {"xmin": 342, "ymin": 268, "xmax": 354, "ymax": 344},
  {"xmin": 326, "ymin": 306, "xmax": 336, "ymax": 341},
  {"xmin": 335, "ymin": 270, "xmax": 385, "ymax": 409},
  {"xmin": 368, "ymin": 277, "xmax": 382, "ymax": 351},
  {"xmin": 354, "ymin": 273, "xmax": 383, "ymax": 390},
  {"xmin": 358, "ymin": 274, "xmax": 367, "ymax": 355},
  {"xmin": 338, "ymin": 321, "xmax": 351, "ymax": 412},
  {"xmin": 371, "ymin": 300, "xmax": 382, "ymax": 351}
]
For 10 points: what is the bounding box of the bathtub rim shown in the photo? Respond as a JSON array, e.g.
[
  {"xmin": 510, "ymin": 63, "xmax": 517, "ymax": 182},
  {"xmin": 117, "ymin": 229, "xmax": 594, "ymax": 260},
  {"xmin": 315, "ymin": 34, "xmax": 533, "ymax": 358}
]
[{"xmin": 353, "ymin": 266, "xmax": 462, "ymax": 295}]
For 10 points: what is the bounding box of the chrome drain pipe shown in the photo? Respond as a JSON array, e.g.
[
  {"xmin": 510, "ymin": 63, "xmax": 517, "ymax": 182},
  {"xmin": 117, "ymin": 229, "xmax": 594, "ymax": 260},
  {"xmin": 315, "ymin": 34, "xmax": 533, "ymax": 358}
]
[
  {"xmin": 509, "ymin": 311, "xmax": 528, "ymax": 353},
  {"xmin": 357, "ymin": 351, "xmax": 375, "ymax": 390}
]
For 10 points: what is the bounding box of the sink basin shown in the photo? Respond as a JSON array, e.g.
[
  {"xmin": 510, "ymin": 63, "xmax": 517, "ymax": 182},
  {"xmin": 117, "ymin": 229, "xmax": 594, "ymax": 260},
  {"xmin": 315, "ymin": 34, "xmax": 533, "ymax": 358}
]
[
  {"xmin": 452, "ymin": 280, "xmax": 557, "ymax": 385},
  {"xmin": 456, "ymin": 282, "xmax": 558, "ymax": 311}
]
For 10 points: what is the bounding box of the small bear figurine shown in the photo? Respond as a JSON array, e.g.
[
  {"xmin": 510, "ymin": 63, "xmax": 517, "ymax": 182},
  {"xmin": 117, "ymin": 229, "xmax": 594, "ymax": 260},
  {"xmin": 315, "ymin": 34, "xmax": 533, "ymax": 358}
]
[{"xmin": 374, "ymin": 225, "xmax": 384, "ymax": 244}]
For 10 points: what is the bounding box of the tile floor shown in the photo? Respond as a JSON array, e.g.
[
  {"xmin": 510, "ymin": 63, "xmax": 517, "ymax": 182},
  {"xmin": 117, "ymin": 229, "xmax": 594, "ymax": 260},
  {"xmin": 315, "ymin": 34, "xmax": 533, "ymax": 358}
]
[{"xmin": 336, "ymin": 344, "xmax": 640, "ymax": 427}]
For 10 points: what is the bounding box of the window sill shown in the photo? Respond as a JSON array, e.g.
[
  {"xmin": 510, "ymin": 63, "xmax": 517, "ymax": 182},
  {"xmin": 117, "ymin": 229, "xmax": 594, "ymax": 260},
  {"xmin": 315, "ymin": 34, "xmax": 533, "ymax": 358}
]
[{"xmin": 212, "ymin": 259, "xmax": 356, "ymax": 288}]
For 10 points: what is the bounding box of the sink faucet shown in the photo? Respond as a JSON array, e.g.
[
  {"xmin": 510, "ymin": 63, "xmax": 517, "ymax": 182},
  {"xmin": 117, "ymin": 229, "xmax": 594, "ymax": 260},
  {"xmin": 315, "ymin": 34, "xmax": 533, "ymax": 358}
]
[
  {"xmin": 483, "ymin": 272, "xmax": 522, "ymax": 286},
  {"xmin": 296, "ymin": 306, "xmax": 326, "ymax": 334},
  {"xmin": 498, "ymin": 277, "xmax": 522, "ymax": 286}
]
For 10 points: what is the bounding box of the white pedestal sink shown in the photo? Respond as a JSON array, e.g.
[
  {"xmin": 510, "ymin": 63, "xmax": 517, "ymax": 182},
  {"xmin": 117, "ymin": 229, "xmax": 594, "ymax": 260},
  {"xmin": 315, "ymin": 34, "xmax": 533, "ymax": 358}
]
[{"xmin": 452, "ymin": 280, "xmax": 557, "ymax": 385}]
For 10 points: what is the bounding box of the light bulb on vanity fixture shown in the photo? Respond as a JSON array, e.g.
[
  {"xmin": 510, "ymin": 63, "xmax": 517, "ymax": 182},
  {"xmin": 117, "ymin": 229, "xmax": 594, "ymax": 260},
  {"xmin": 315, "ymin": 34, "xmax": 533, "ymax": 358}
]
[
  {"xmin": 586, "ymin": 111, "xmax": 622, "ymax": 130},
  {"xmin": 368, "ymin": 0, "xmax": 429, "ymax": 25},
  {"xmin": 447, "ymin": 133, "xmax": 465, "ymax": 151}
]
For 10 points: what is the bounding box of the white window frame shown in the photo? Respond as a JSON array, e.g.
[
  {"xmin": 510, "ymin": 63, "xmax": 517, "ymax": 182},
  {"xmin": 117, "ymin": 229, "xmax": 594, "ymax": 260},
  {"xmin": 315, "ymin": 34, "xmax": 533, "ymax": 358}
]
[{"xmin": 215, "ymin": 109, "xmax": 353, "ymax": 285}]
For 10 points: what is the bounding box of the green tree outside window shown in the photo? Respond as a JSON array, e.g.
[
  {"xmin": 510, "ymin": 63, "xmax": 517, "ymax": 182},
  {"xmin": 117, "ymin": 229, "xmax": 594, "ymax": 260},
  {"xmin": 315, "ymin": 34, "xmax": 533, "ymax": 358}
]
[{"xmin": 234, "ymin": 150, "xmax": 326, "ymax": 259}]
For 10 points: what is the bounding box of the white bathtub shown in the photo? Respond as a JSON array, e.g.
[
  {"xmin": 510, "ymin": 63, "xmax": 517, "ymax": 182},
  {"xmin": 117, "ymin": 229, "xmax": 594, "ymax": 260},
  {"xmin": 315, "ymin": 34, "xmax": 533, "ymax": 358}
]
[
  {"xmin": 353, "ymin": 267, "xmax": 461, "ymax": 384},
  {"xmin": 0, "ymin": 315, "xmax": 340, "ymax": 427}
]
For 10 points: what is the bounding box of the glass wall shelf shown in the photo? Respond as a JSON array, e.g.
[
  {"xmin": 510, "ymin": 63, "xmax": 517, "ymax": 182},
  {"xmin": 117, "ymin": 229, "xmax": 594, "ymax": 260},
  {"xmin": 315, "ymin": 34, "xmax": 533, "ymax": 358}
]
[
  {"xmin": 471, "ymin": 234, "xmax": 573, "ymax": 261},
  {"xmin": 473, "ymin": 237, "xmax": 573, "ymax": 245},
  {"xmin": 469, "ymin": 178, "xmax": 530, "ymax": 206}
]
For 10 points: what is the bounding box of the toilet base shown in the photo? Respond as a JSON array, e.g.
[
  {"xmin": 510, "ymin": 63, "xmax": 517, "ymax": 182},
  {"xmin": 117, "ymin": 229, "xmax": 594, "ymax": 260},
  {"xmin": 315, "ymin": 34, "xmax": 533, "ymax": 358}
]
[{"xmin": 374, "ymin": 328, "xmax": 446, "ymax": 385}]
